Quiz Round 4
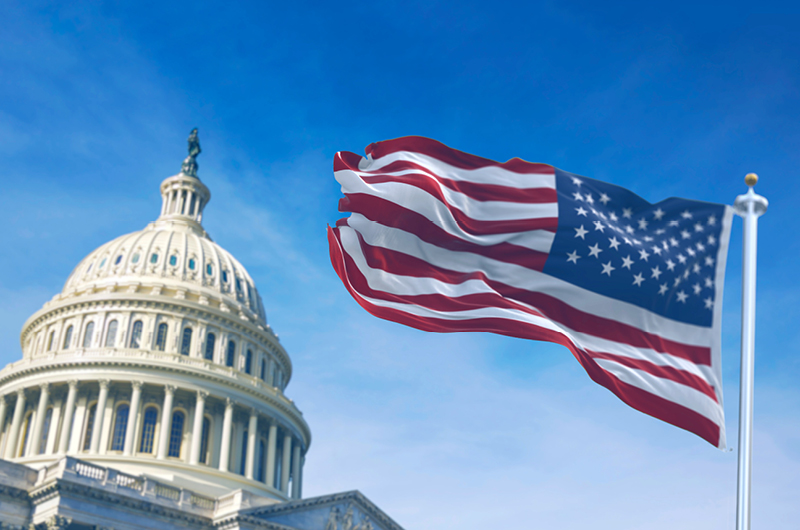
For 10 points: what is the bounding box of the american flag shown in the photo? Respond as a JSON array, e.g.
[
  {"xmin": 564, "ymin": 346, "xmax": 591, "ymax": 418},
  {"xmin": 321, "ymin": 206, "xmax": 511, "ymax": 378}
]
[{"xmin": 328, "ymin": 136, "xmax": 731, "ymax": 448}]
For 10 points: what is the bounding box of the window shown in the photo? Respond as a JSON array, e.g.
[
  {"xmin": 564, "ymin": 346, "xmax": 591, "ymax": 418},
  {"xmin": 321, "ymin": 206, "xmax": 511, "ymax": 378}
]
[
  {"xmin": 260, "ymin": 359, "xmax": 266, "ymax": 381},
  {"xmin": 200, "ymin": 416, "xmax": 211, "ymax": 464},
  {"xmin": 62, "ymin": 326, "xmax": 74, "ymax": 349},
  {"xmin": 168, "ymin": 411, "xmax": 185, "ymax": 458},
  {"xmin": 204, "ymin": 333, "xmax": 215, "ymax": 361},
  {"xmin": 150, "ymin": 253, "xmax": 159, "ymax": 264},
  {"xmin": 188, "ymin": 258, "xmax": 196, "ymax": 270},
  {"xmin": 99, "ymin": 258, "xmax": 107, "ymax": 268},
  {"xmin": 139, "ymin": 407, "xmax": 158, "ymax": 453},
  {"xmin": 226, "ymin": 340, "xmax": 236, "ymax": 367},
  {"xmin": 189, "ymin": 195, "xmax": 197, "ymax": 215},
  {"xmin": 105, "ymin": 320, "xmax": 118, "ymax": 347},
  {"xmin": 129, "ymin": 321, "xmax": 143, "ymax": 348},
  {"xmin": 169, "ymin": 255, "xmax": 178, "ymax": 267},
  {"xmin": 245, "ymin": 349, "xmax": 253, "ymax": 374},
  {"xmin": 20, "ymin": 412, "xmax": 33, "ymax": 457},
  {"xmin": 83, "ymin": 404, "xmax": 97, "ymax": 451},
  {"xmin": 39, "ymin": 408, "xmax": 53, "ymax": 454},
  {"xmin": 235, "ymin": 278, "xmax": 242, "ymax": 293},
  {"xmin": 156, "ymin": 323, "xmax": 168, "ymax": 351},
  {"xmin": 206, "ymin": 263, "xmax": 213, "ymax": 276},
  {"xmin": 87, "ymin": 263, "xmax": 93, "ymax": 273},
  {"xmin": 132, "ymin": 253, "xmax": 140, "ymax": 264},
  {"xmin": 222, "ymin": 270, "xmax": 228, "ymax": 283},
  {"xmin": 47, "ymin": 330, "xmax": 55, "ymax": 351},
  {"xmin": 82, "ymin": 321, "xmax": 95, "ymax": 348},
  {"xmin": 240, "ymin": 430, "xmax": 248, "ymax": 475},
  {"xmin": 181, "ymin": 327, "xmax": 192, "ymax": 356},
  {"xmin": 114, "ymin": 255, "xmax": 122, "ymax": 265},
  {"xmin": 110, "ymin": 405, "xmax": 129, "ymax": 451}
]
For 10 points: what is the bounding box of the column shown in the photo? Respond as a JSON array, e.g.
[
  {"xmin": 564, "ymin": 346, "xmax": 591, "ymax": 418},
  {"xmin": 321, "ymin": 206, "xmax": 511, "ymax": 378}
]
[
  {"xmin": 291, "ymin": 444, "xmax": 301, "ymax": 498},
  {"xmin": 156, "ymin": 385, "xmax": 175, "ymax": 460},
  {"xmin": 57, "ymin": 381, "xmax": 78, "ymax": 454},
  {"xmin": 0, "ymin": 395, "xmax": 7, "ymax": 457},
  {"xmin": 218, "ymin": 398, "xmax": 233, "ymax": 472},
  {"xmin": 266, "ymin": 423, "xmax": 277, "ymax": 488},
  {"xmin": 89, "ymin": 380, "xmax": 110, "ymax": 454},
  {"xmin": 189, "ymin": 391, "xmax": 207, "ymax": 464},
  {"xmin": 123, "ymin": 382, "xmax": 142, "ymax": 456},
  {"xmin": 30, "ymin": 383, "xmax": 50, "ymax": 456},
  {"xmin": 5, "ymin": 389, "xmax": 26, "ymax": 459},
  {"xmin": 245, "ymin": 409, "xmax": 258, "ymax": 479},
  {"xmin": 281, "ymin": 434, "xmax": 292, "ymax": 494}
]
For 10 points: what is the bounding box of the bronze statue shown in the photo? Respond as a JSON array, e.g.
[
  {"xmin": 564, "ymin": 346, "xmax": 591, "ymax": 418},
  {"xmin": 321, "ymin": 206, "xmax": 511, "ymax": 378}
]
[{"xmin": 181, "ymin": 128, "xmax": 202, "ymax": 178}]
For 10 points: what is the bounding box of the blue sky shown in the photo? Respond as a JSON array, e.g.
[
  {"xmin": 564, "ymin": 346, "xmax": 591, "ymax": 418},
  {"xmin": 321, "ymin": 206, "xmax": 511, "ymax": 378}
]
[{"xmin": 1, "ymin": 1, "xmax": 798, "ymax": 528}]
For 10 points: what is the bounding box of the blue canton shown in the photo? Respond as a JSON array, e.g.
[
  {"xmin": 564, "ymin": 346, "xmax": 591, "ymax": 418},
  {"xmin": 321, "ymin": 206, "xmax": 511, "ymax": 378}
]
[{"xmin": 542, "ymin": 169, "xmax": 726, "ymax": 327}]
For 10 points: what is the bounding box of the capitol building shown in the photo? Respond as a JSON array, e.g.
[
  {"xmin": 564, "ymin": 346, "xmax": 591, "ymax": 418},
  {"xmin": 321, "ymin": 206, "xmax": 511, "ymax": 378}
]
[{"xmin": 0, "ymin": 131, "xmax": 403, "ymax": 530}]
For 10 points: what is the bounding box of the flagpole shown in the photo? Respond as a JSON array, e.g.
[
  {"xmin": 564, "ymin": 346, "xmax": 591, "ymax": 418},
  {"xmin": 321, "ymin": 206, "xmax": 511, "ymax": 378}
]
[{"xmin": 733, "ymin": 173, "xmax": 768, "ymax": 530}]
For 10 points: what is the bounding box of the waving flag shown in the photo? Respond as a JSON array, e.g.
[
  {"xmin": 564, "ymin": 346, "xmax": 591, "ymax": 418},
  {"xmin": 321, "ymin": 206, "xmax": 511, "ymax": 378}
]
[{"xmin": 328, "ymin": 136, "xmax": 731, "ymax": 448}]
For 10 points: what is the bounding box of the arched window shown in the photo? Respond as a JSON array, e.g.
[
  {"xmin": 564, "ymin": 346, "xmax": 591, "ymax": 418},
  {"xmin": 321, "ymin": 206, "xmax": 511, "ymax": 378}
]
[
  {"xmin": 19, "ymin": 412, "xmax": 33, "ymax": 457},
  {"xmin": 47, "ymin": 330, "xmax": 55, "ymax": 351},
  {"xmin": 257, "ymin": 439, "xmax": 266, "ymax": 482},
  {"xmin": 105, "ymin": 320, "xmax": 118, "ymax": 347},
  {"xmin": 168, "ymin": 411, "xmax": 185, "ymax": 458},
  {"xmin": 204, "ymin": 333, "xmax": 216, "ymax": 361},
  {"xmin": 180, "ymin": 327, "xmax": 192, "ymax": 356},
  {"xmin": 129, "ymin": 320, "xmax": 143, "ymax": 348},
  {"xmin": 226, "ymin": 340, "xmax": 236, "ymax": 368},
  {"xmin": 200, "ymin": 416, "xmax": 211, "ymax": 464},
  {"xmin": 169, "ymin": 255, "xmax": 178, "ymax": 267},
  {"xmin": 240, "ymin": 430, "xmax": 248, "ymax": 475},
  {"xmin": 82, "ymin": 403, "xmax": 97, "ymax": 451},
  {"xmin": 260, "ymin": 359, "xmax": 266, "ymax": 381},
  {"xmin": 82, "ymin": 321, "xmax": 95, "ymax": 348},
  {"xmin": 156, "ymin": 323, "xmax": 168, "ymax": 351},
  {"xmin": 62, "ymin": 325, "xmax": 73, "ymax": 349},
  {"xmin": 110, "ymin": 404, "xmax": 129, "ymax": 451},
  {"xmin": 39, "ymin": 408, "xmax": 53, "ymax": 454},
  {"xmin": 245, "ymin": 349, "xmax": 253, "ymax": 374},
  {"xmin": 139, "ymin": 407, "xmax": 158, "ymax": 453},
  {"xmin": 150, "ymin": 253, "xmax": 159, "ymax": 264}
]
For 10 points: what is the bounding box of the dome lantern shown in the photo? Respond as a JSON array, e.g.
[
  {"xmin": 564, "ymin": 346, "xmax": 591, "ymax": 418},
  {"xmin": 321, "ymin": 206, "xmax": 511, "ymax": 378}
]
[{"xmin": 157, "ymin": 128, "xmax": 211, "ymax": 229}]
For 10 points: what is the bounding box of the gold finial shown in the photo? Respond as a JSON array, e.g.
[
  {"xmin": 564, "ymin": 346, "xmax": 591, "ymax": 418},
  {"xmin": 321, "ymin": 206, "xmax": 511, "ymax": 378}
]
[{"xmin": 745, "ymin": 173, "xmax": 758, "ymax": 187}]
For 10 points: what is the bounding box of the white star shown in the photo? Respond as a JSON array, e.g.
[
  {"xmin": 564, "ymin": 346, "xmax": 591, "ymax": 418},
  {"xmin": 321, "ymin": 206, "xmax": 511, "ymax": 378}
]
[
  {"xmin": 601, "ymin": 261, "xmax": 615, "ymax": 276},
  {"xmin": 638, "ymin": 218, "xmax": 649, "ymax": 230},
  {"xmin": 707, "ymin": 215, "xmax": 717, "ymax": 225},
  {"xmin": 655, "ymin": 228, "xmax": 666, "ymax": 235},
  {"xmin": 674, "ymin": 277, "xmax": 682, "ymax": 287},
  {"xmin": 576, "ymin": 206, "xmax": 588, "ymax": 216},
  {"xmin": 575, "ymin": 225, "xmax": 588, "ymax": 239},
  {"xmin": 623, "ymin": 237, "xmax": 632, "ymax": 246},
  {"xmin": 571, "ymin": 176, "xmax": 582, "ymax": 186},
  {"xmin": 681, "ymin": 210, "xmax": 693, "ymax": 219},
  {"xmin": 622, "ymin": 208, "xmax": 633, "ymax": 218},
  {"xmin": 696, "ymin": 242, "xmax": 705, "ymax": 252},
  {"xmin": 707, "ymin": 235, "xmax": 717, "ymax": 245},
  {"xmin": 694, "ymin": 222, "xmax": 704, "ymax": 232},
  {"xmin": 653, "ymin": 208, "xmax": 665, "ymax": 220},
  {"xmin": 683, "ymin": 269, "xmax": 691, "ymax": 279},
  {"xmin": 681, "ymin": 230, "xmax": 691, "ymax": 239},
  {"xmin": 590, "ymin": 208, "xmax": 598, "ymax": 216},
  {"xmin": 666, "ymin": 259, "xmax": 676, "ymax": 271},
  {"xmin": 676, "ymin": 290, "xmax": 688, "ymax": 302},
  {"xmin": 593, "ymin": 220, "xmax": 605, "ymax": 232},
  {"xmin": 621, "ymin": 255, "xmax": 634, "ymax": 269},
  {"xmin": 692, "ymin": 263, "xmax": 701, "ymax": 274},
  {"xmin": 686, "ymin": 248, "xmax": 696, "ymax": 257},
  {"xmin": 704, "ymin": 297, "xmax": 714, "ymax": 309},
  {"xmin": 693, "ymin": 283, "xmax": 702, "ymax": 295},
  {"xmin": 588, "ymin": 243, "xmax": 603, "ymax": 258},
  {"xmin": 638, "ymin": 249, "xmax": 650, "ymax": 261},
  {"xmin": 567, "ymin": 250, "xmax": 580, "ymax": 264},
  {"xmin": 597, "ymin": 211, "xmax": 607, "ymax": 220},
  {"xmin": 643, "ymin": 235, "xmax": 653, "ymax": 242},
  {"xmin": 705, "ymin": 256, "xmax": 714, "ymax": 267},
  {"xmin": 625, "ymin": 225, "xmax": 635, "ymax": 234},
  {"xmin": 631, "ymin": 238, "xmax": 641, "ymax": 246},
  {"xmin": 705, "ymin": 277, "xmax": 713, "ymax": 288},
  {"xmin": 599, "ymin": 193, "xmax": 611, "ymax": 205},
  {"xmin": 662, "ymin": 240, "xmax": 669, "ymax": 251},
  {"xmin": 585, "ymin": 194, "xmax": 594, "ymax": 205},
  {"xmin": 669, "ymin": 237, "xmax": 679, "ymax": 247},
  {"xmin": 677, "ymin": 254, "xmax": 687, "ymax": 264},
  {"xmin": 609, "ymin": 212, "xmax": 619, "ymax": 221},
  {"xmin": 573, "ymin": 191, "xmax": 584, "ymax": 201},
  {"xmin": 651, "ymin": 266, "xmax": 662, "ymax": 280},
  {"xmin": 668, "ymin": 220, "xmax": 680, "ymax": 227},
  {"xmin": 651, "ymin": 245, "xmax": 662, "ymax": 255},
  {"xmin": 608, "ymin": 237, "xmax": 621, "ymax": 250},
  {"xmin": 658, "ymin": 283, "xmax": 668, "ymax": 295},
  {"xmin": 632, "ymin": 273, "xmax": 645, "ymax": 286}
]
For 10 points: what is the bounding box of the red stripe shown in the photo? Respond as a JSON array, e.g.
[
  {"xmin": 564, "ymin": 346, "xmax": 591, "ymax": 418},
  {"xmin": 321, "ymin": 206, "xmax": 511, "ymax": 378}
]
[
  {"xmin": 335, "ymin": 155, "xmax": 557, "ymax": 204},
  {"xmin": 362, "ymin": 136, "xmax": 555, "ymax": 175},
  {"xmin": 339, "ymin": 194, "xmax": 551, "ymax": 271},
  {"xmin": 346, "ymin": 225, "xmax": 711, "ymax": 366},
  {"xmin": 328, "ymin": 226, "xmax": 721, "ymax": 447}
]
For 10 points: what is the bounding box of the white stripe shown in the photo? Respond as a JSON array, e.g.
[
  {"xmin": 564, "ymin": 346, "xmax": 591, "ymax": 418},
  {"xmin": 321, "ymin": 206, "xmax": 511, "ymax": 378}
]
[
  {"xmin": 359, "ymin": 150, "xmax": 557, "ymax": 189},
  {"xmin": 337, "ymin": 169, "xmax": 558, "ymax": 223},
  {"xmin": 343, "ymin": 219, "xmax": 713, "ymax": 346}
]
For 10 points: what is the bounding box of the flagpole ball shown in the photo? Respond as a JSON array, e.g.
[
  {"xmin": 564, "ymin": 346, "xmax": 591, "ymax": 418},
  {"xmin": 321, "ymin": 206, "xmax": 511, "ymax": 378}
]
[{"xmin": 745, "ymin": 173, "xmax": 758, "ymax": 187}]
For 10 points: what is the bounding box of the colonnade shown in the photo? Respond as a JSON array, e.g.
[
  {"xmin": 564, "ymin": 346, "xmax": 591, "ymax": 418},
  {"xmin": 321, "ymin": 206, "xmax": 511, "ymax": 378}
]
[{"xmin": 0, "ymin": 380, "xmax": 304, "ymax": 499}]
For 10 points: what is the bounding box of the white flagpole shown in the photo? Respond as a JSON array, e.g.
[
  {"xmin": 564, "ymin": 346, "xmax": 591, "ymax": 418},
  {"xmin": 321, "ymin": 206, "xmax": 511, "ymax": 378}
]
[{"xmin": 733, "ymin": 173, "xmax": 768, "ymax": 530}]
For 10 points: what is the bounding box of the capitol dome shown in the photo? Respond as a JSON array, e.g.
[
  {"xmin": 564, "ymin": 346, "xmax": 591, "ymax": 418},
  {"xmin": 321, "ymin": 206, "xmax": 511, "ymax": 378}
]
[{"xmin": 0, "ymin": 130, "xmax": 310, "ymax": 501}]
